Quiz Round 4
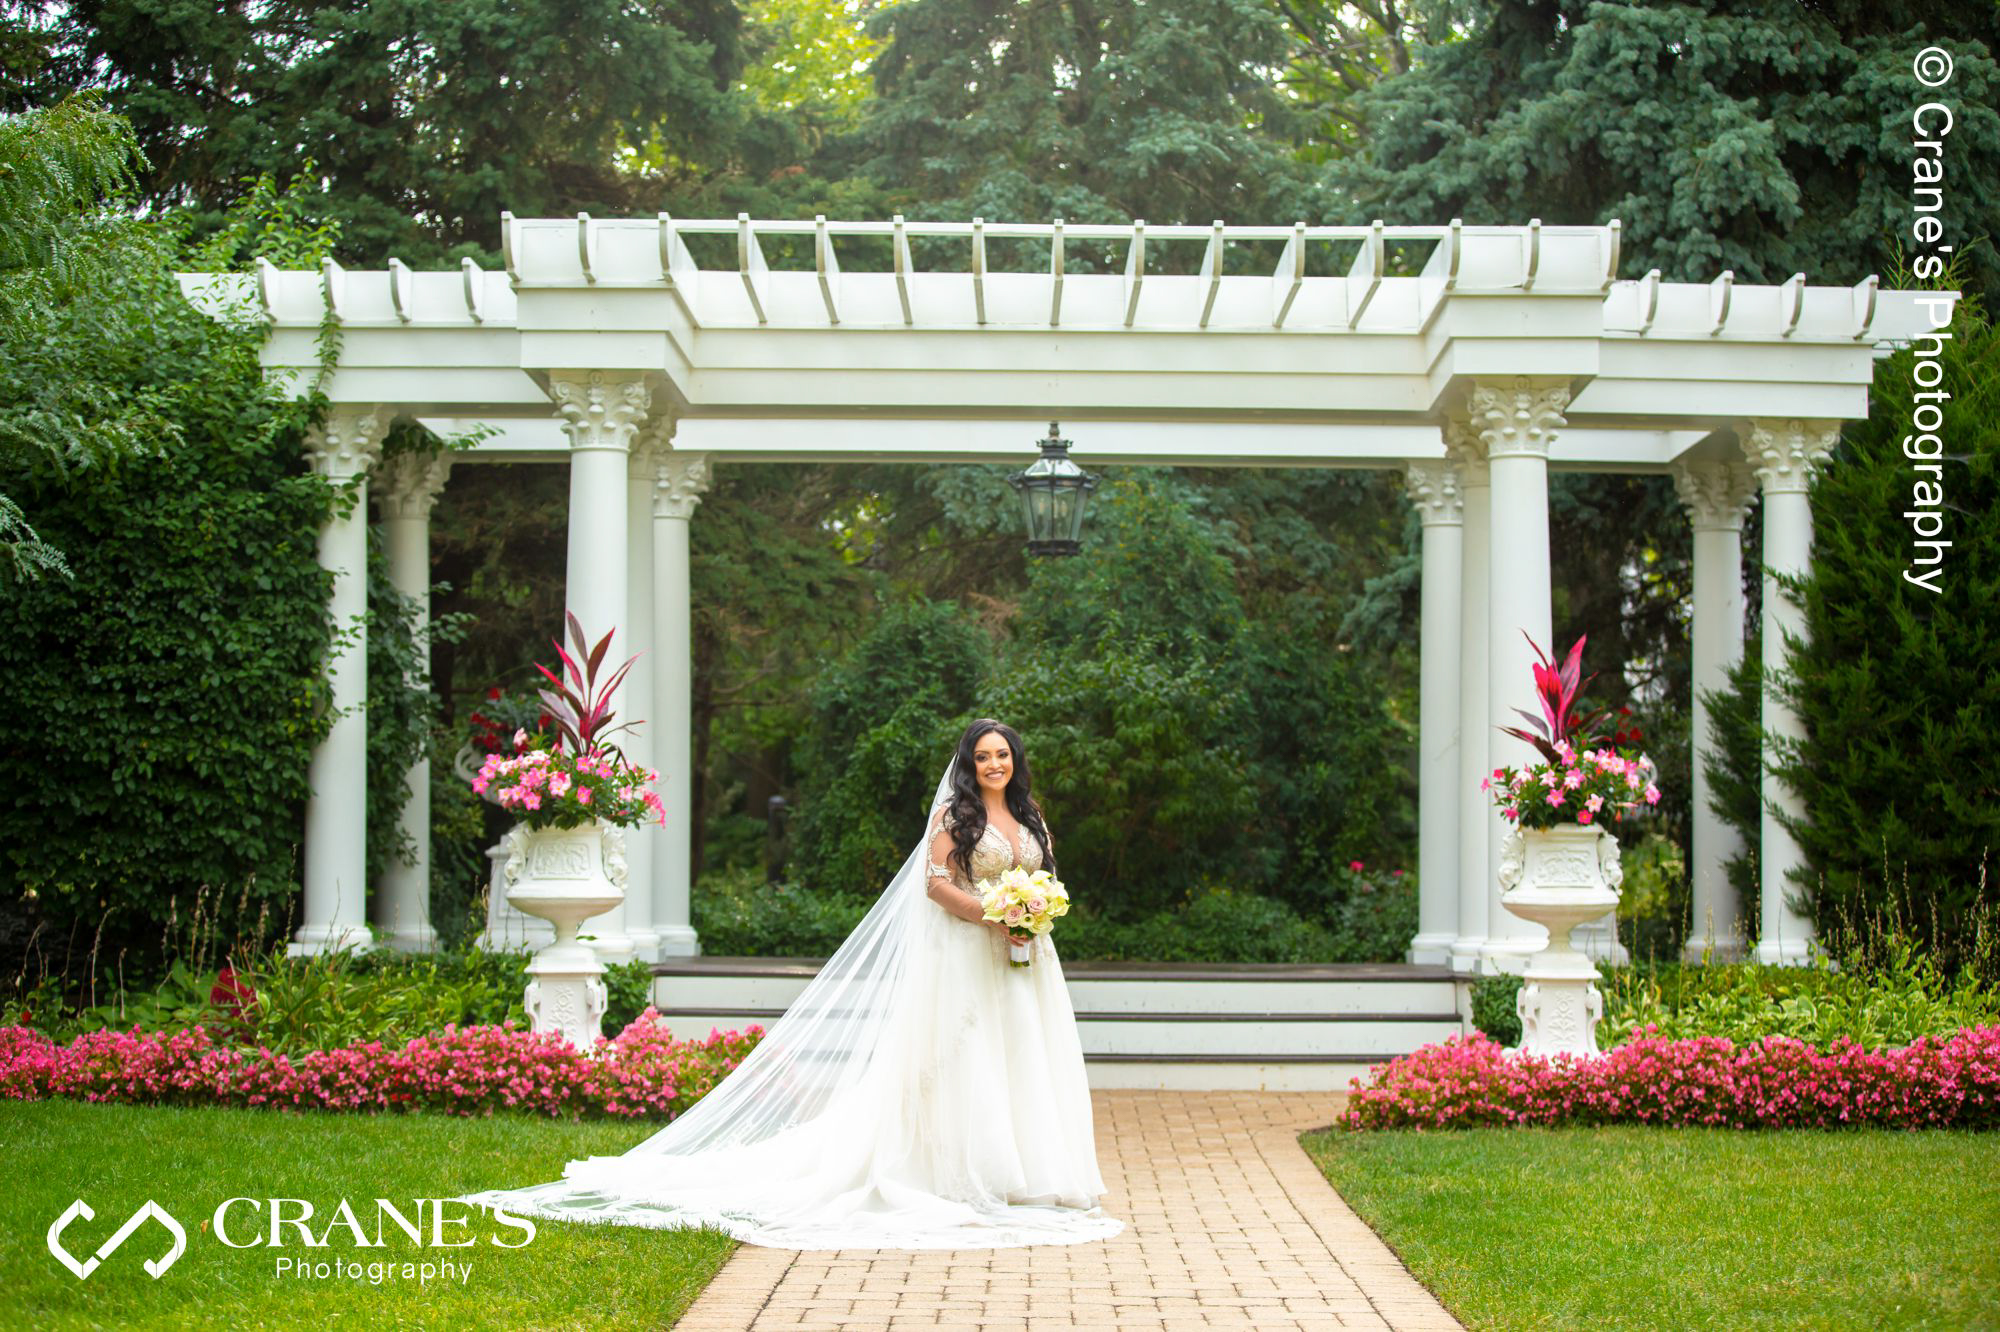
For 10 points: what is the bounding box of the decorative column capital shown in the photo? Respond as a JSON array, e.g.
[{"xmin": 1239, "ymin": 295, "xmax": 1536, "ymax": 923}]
[
  {"xmin": 1671, "ymin": 458, "xmax": 1759, "ymax": 532},
  {"xmin": 1466, "ymin": 377, "xmax": 1569, "ymax": 460},
  {"xmin": 552, "ymin": 371, "xmax": 652, "ymax": 454},
  {"xmin": 629, "ymin": 410, "xmax": 682, "ymax": 478},
  {"xmin": 654, "ymin": 451, "xmax": 712, "ymax": 520},
  {"xmin": 304, "ymin": 408, "xmax": 388, "ymax": 482},
  {"xmin": 1404, "ymin": 459, "xmax": 1464, "ymax": 526},
  {"xmin": 1740, "ymin": 418, "xmax": 1839, "ymax": 495},
  {"xmin": 1439, "ymin": 417, "xmax": 1489, "ymax": 482},
  {"xmin": 376, "ymin": 450, "xmax": 454, "ymax": 520}
]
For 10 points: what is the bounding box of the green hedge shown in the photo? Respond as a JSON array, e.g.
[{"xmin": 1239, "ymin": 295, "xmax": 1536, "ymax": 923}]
[{"xmin": 691, "ymin": 863, "xmax": 1418, "ymax": 965}]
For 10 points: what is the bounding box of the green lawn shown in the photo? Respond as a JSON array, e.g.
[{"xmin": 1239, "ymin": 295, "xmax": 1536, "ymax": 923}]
[
  {"xmin": 3, "ymin": 1100, "xmax": 738, "ymax": 1331},
  {"xmin": 1301, "ymin": 1125, "xmax": 2000, "ymax": 1332}
]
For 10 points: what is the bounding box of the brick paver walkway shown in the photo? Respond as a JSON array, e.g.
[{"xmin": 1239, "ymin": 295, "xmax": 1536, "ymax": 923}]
[{"xmin": 676, "ymin": 1091, "xmax": 1462, "ymax": 1331}]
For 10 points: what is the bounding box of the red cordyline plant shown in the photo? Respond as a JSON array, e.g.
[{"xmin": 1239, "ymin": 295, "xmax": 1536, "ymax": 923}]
[
  {"xmin": 1500, "ymin": 631, "xmax": 1611, "ymax": 763},
  {"xmin": 1485, "ymin": 632, "xmax": 1659, "ymax": 830},
  {"xmin": 469, "ymin": 613, "xmax": 664, "ymax": 829},
  {"xmin": 535, "ymin": 611, "xmax": 641, "ymax": 761}
]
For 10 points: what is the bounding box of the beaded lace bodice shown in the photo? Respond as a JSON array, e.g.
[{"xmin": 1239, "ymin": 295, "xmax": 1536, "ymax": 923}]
[{"xmin": 929, "ymin": 812, "xmax": 1044, "ymax": 890}]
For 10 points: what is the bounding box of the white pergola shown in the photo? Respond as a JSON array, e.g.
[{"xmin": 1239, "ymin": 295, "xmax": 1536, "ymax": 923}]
[{"xmin": 183, "ymin": 214, "xmax": 1949, "ymax": 970}]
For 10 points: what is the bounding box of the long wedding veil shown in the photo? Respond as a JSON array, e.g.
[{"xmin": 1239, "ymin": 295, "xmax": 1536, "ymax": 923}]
[
  {"xmin": 457, "ymin": 757, "xmax": 973, "ymax": 1226},
  {"xmin": 614, "ymin": 756, "xmax": 959, "ymax": 1157}
]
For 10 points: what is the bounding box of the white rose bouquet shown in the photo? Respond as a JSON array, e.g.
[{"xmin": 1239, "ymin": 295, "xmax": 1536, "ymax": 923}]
[{"xmin": 977, "ymin": 867, "xmax": 1071, "ymax": 967}]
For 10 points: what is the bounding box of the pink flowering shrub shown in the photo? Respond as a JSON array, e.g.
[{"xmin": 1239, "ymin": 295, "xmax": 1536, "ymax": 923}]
[
  {"xmin": 0, "ymin": 1008, "xmax": 761, "ymax": 1120},
  {"xmin": 1342, "ymin": 1025, "xmax": 2000, "ymax": 1131}
]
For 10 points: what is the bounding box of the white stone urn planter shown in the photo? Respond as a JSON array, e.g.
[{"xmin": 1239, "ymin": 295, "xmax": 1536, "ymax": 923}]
[
  {"xmin": 500, "ymin": 820, "xmax": 629, "ymax": 1051},
  {"xmin": 1497, "ymin": 821, "xmax": 1624, "ymax": 1058}
]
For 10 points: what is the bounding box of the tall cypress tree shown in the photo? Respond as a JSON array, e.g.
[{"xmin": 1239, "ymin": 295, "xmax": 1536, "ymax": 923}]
[{"xmin": 1771, "ymin": 301, "xmax": 1999, "ymax": 939}]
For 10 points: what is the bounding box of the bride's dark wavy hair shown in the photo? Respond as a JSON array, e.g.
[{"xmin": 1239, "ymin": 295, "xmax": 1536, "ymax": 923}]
[{"xmin": 940, "ymin": 719, "xmax": 1055, "ymax": 880}]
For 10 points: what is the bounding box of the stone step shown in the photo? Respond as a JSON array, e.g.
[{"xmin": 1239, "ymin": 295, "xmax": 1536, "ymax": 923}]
[
  {"xmin": 652, "ymin": 957, "xmax": 1464, "ymax": 1017},
  {"xmin": 650, "ymin": 1007, "xmax": 1461, "ymax": 1059},
  {"xmin": 646, "ymin": 958, "xmax": 1468, "ymax": 1088}
]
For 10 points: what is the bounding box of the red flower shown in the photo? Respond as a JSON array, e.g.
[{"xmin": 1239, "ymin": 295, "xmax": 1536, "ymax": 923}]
[
  {"xmin": 1349, "ymin": 860, "xmax": 1365, "ymax": 872},
  {"xmin": 488, "ymin": 685, "xmax": 504, "ymax": 701}
]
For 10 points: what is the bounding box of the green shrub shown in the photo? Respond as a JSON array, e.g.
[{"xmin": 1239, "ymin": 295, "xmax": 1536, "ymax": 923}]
[
  {"xmin": 1057, "ymin": 889, "xmax": 1341, "ymax": 963},
  {"xmin": 1771, "ymin": 303, "xmax": 1999, "ymax": 940},
  {"xmin": 4, "ymin": 945, "xmax": 657, "ymax": 1054},
  {"xmin": 691, "ymin": 867, "xmax": 1418, "ymax": 965},
  {"xmin": 788, "ymin": 598, "xmax": 988, "ymax": 895},
  {"xmin": 1470, "ymin": 973, "xmax": 1524, "ymax": 1046},
  {"xmin": 692, "ymin": 866, "xmax": 872, "ymax": 957},
  {"xmin": 1602, "ymin": 895, "xmax": 2000, "ymax": 1050}
]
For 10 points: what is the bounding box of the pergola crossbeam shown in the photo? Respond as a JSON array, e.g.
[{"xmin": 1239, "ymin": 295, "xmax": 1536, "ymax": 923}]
[
  {"xmin": 1272, "ymin": 222, "xmax": 1305, "ymax": 328},
  {"xmin": 1123, "ymin": 221, "xmax": 1146, "ymax": 327},
  {"xmin": 892, "ymin": 215, "xmax": 914, "ymax": 326},
  {"xmin": 1050, "ymin": 219, "xmax": 1066, "ymax": 327},
  {"xmin": 815, "ymin": 215, "xmax": 841, "ymax": 326},
  {"xmin": 738, "ymin": 213, "xmax": 769, "ymax": 325}
]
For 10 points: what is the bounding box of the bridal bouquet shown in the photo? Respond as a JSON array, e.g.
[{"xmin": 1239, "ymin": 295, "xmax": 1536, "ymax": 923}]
[{"xmin": 977, "ymin": 867, "xmax": 1070, "ymax": 968}]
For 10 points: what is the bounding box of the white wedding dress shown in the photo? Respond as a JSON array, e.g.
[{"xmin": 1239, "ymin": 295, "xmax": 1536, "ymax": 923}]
[{"xmin": 458, "ymin": 759, "xmax": 1124, "ymax": 1250}]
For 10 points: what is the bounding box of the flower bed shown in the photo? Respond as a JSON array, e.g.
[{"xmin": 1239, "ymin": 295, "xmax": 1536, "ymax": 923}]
[
  {"xmin": 0, "ymin": 1009, "xmax": 761, "ymax": 1120},
  {"xmin": 1342, "ymin": 1025, "xmax": 2000, "ymax": 1131}
]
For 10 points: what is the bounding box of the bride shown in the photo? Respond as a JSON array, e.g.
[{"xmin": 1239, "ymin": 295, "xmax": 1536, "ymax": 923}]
[{"xmin": 459, "ymin": 718, "xmax": 1125, "ymax": 1250}]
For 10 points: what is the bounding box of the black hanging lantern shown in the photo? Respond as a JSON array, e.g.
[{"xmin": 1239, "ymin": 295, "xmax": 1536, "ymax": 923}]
[{"xmin": 1007, "ymin": 422, "xmax": 1097, "ymax": 557}]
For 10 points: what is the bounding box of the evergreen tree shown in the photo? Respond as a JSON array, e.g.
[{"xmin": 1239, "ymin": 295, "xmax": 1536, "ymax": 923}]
[
  {"xmin": 852, "ymin": 0, "xmax": 1325, "ymax": 235},
  {"xmin": 1337, "ymin": 0, "xmax": 2000, "ymax": 307},
  {"xmin": 1771, "ymin": 303, "xmax": 2000, "ymax": 939}
]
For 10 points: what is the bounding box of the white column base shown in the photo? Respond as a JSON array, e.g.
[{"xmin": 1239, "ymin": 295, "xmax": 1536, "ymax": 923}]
[
  {"xmin": 654, "ymin": 923, "xmax": 701, "ymax": 957},
  {"xmin": 1572, "ymin": 913, "xmax": 1630, "ymax": 966},
  {"xmin": 1447, "ymin": 937, "xmax": 1488, "ymax": 973},
  {"xmin": 287, "ymin": 923, "xmax": 374, "ymax": 957},
  {"xmin": 1755, "ymin": 935, "xmax": 1817, "ymax": 967},
  {"xmin": 477, "ymin": 843, "xmax": 553, "ymax": 953},
  {"xmin": 583, "ymin": 926, "xmax": 637, "ymax": 966},
  {"xmin": 1406, "ymin": 933, "xmax": 1456, "ymax": 966},
  {"xmin": 378, "ymin": 924, "xmax": 438, "ymax": 953},
  {"xmin": 1478, "ymin": 935, "xmax": 1547, "ymax": 975}
]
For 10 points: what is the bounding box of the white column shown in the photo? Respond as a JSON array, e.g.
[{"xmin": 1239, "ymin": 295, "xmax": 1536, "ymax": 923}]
[
  {"xmin": 372, "ymin": 449, "xmax": 454, "ymax": 952},
  {"xmin": 552, "ymin": 370, "xmax": 651, "ymax": 964},
  {"xmin": 293, "ymin": 408, "xmax": 388, "ymax": 956},
  {"xmin": 1447, "ymin": 423, "xmax": 1491, "ymax": 973},
  {"xmin": 617, "ymin": 428, "xmax": 665, "ymax": 961},
  {"xmin": 1673, "ymin": 457, "xmax": 1759, "ymax": 962},
  {"xmin": 1404, "ymin": 459, "xmax": 1463, "ymax": 965},
  {"xmin": 1742, "ymin": 419, "xmax": 1836, "ymax": 965},
  {"xmin": 652, "ymin": 448, "xmax": 711, "ymax": 957},
  {"xmin": 1469, "ymin": 378, "xmax": 1567, "ymax": 972}
]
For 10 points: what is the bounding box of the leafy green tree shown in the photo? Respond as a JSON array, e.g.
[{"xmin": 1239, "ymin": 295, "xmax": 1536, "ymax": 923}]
[
  {"xmin": 1769, "ymin": 303, "xmax": 2000, "ymax": 942},
  {"xmin": 0, "ymin": 197, "xmax": 336, "ymax": 948},
  {"xmin": 25, "ymin": 0, "xmax": 758, "ymax": 264},
  {"xmin": 787, "ymin": 597, "xmax": 989, "ymax": 894},
  {"xmin": 0, "ymin": 91, "xmax": 155, "ymax": 578}
]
